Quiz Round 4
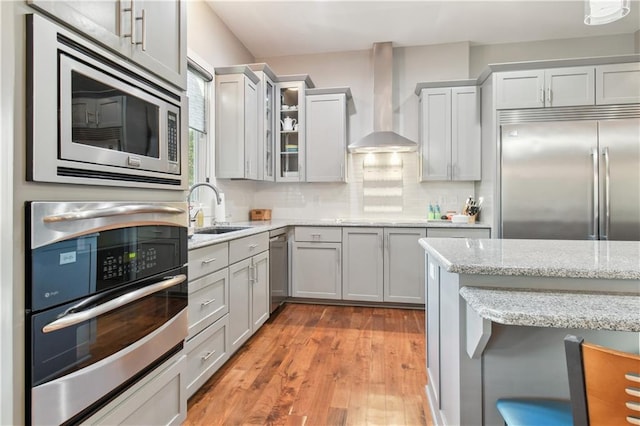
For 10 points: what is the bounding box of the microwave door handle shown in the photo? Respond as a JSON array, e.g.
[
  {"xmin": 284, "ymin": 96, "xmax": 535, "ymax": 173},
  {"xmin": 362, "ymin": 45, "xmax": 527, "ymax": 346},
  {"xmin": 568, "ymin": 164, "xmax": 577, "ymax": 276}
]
[
  {"xmin": 43, "ymin": 204, "xmax": 186, "ymax": 223},
  {"xmin": 42, "ymin": 274, "xmax": 187, "ymax": 333}
]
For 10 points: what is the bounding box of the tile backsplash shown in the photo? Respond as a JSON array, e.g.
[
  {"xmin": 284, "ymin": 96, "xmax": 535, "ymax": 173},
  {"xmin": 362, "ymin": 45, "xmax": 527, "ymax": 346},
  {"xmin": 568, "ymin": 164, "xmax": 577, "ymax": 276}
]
[{"xmin": 207, "ymin": 153, "xmax": 475, "ymax": 223}]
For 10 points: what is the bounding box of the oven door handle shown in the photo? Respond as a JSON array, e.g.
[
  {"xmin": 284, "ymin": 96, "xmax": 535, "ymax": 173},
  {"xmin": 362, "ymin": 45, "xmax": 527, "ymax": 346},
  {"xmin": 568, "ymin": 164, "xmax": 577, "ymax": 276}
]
[
  {"xmin": 42, "ymin": 274, "xmax": 187, "ymax": 333},
  {"xmin": 43, "ymin": 205, "xmax": 186, "ymax": 223}
]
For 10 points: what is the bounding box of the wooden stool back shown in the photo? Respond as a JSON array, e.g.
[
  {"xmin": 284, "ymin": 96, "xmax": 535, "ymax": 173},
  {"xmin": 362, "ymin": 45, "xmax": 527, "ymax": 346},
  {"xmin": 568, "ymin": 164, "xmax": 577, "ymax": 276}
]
[{"xmin": 581, "ymin": 341, "xmax": 640, "ymax": 425}]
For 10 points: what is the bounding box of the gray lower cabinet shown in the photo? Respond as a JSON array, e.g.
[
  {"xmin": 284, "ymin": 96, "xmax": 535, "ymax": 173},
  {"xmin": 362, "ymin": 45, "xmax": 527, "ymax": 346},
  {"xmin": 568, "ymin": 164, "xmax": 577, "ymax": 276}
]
[
  {"xmin": 342, "ymin": 228, "xmax": 384, "ymax": 302},
  {"xmin": 384, "ymin": 228, "xmax": 426, "ymax": 304},
  {"xmin": 291, "ymin": 242, "xmax": 342, "ymax": 299},
  {"xmin": 186, "ymin": 242, "xmax": 230, "ymax": 399},
  {"xmin": 81, "ymin": 352, "xmax": 187, "ymax": 425},
  {"xmin": 291, "ymin": 227, "xmax": 342, "ymax": 299},
  {"xmin": 342, "ymin": 227, "xmax": 425, "ymax": 304},
  {"xmin": 185, "ymin": 314, "xmax": 229, "ymax": 398},
  {"xmin": 229, "ymin": 247, "xmax": 269, "ymax": 354}
]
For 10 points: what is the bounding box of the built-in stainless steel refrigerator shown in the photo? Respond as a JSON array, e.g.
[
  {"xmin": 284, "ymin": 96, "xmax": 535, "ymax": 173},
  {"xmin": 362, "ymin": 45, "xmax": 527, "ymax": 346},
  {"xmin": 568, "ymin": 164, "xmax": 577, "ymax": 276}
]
[{"xmin": 501, "ymin": 117, "xmax": 640, "ymax": 240}]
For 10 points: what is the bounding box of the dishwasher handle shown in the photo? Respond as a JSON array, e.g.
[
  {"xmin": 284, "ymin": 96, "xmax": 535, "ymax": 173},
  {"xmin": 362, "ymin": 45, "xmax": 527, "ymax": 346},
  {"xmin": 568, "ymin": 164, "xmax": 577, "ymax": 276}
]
[{"xmin": 269, "ymin": 235, "xmax": 287, "ymax": 243}]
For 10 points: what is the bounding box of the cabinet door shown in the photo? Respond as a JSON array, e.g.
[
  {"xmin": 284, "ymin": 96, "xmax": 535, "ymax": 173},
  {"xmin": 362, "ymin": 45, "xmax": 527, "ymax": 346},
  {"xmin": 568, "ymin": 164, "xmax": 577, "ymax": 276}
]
[
  {"xmin": 495, "ymin": 70, "xmax": 544, "ymax": 109},
  {"xmin": 276, "ymin": 81, "xmax": 306, "ymax": 182},
  {"xmin": 291, "ymin": 242, "xmax": 341, "ymax": 299},
  {"xmin": 305, "ymin": 93, "xmax": 347, "ymax": 182},
  {"xmin": 342, "ymin": 228, "xmax": 383, "ymax": 302},
  {"xmin": 229, "ymin": 258, "xmax": 251, "ymax": 354},
  {"xmin": 420, "ymin": 88, "xmax": 452, "ymax": 181},
  {"xmin": 596, "ymin": 63, "xmax": 640, "ymax": 105},
  {"xmin": 384, "ymin": 228, "xmax": 425, "ymax": 304},
  {"xmin": 27, "ymin": 1, "xmax": 123, "ymax": 49},
  {"xmin": 545, "ymin": 66, "xmax": 595, "ymax": 107},
  {"xmin": 185, "ymin": 315, "xmax": 229, "ymax": 398},
  {"xmin": 251, "ymin": 251, "xmax": 270, "ymax": 330},
  {"xmin": 187, "ymin": 268, "xmax": 229, "ymax": 340},
  {"xmin": 216, "ymin": 74, "xmax": 247, "ymax": 179},
  {"xmin": 244, "ymin": 77, "xmax": 259, "ymax": 180},
  {"xmin": 130, "ymin": 0, "xmax": 187, "ymax": 89},
  {"xmin": 83, "ymin": 353, "xmax": 187, "ymax": 425},
  {"xmin": 451, "ymin": 87, "xmax": 481, "ymax": 181},
  {"xmin": 259, "ymin": 74, "xmax": 276, "ymax": 181},
  {"xmin": 27, "ymin": 0, "xmax": 186, "ymax": 89}
]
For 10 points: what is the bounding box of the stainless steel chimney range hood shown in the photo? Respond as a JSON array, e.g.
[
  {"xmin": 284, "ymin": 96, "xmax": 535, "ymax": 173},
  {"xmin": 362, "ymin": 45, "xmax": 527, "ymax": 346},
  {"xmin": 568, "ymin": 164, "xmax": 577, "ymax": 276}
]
[{"xmin": 348, "ymin": 42, "xmax": 417, "ymax": 153}]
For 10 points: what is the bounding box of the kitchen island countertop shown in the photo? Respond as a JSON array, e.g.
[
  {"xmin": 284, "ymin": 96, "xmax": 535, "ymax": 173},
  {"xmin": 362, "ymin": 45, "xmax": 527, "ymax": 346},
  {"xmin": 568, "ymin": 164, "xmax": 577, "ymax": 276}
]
[{"xmin": 419, "ymin": 237, "xmax": 640, "ymax": 280}]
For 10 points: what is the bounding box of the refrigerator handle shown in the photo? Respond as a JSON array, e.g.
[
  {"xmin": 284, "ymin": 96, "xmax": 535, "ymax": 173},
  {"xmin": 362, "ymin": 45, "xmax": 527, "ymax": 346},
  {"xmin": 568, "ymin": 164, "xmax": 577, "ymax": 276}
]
[
  {"xmin": 589, "ymin": 148, "xmax": 599, "ymax": 240},
  {"xmin": 602, "ymin": 147, "xmax": 610, "ymax": 240}
]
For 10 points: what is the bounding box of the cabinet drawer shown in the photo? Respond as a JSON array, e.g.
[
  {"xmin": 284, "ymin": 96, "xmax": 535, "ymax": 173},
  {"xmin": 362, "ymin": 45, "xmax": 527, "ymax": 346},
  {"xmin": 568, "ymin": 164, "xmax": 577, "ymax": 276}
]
[
  {"xmin": 426, "ymin": 228, "xmax": 491, "ymax": 239},
  {"xmin": 295, "ymin": 226, "xmax": 342, "ymax": 242},
  {"xmin": 185, "ymin": 314, "xmax": 229, "ymax": 398},
  {"xmin": 229, "ymin": 232, "xmax": 269, "ymax": 264},
  {"xmin": 187, "ymin": 268, "xmax": 229, "ymax": 340},
  {"xmin": 189, "ymin": 242, "xmax": 229, "ymax": 281}
]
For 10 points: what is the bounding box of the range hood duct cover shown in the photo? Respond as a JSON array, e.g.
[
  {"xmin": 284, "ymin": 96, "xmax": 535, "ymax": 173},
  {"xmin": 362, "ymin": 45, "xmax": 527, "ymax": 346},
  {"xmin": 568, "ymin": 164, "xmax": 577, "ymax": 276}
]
[{"xmin": 348, "ymin": 42, "xmax": 417, "ymax": 153}]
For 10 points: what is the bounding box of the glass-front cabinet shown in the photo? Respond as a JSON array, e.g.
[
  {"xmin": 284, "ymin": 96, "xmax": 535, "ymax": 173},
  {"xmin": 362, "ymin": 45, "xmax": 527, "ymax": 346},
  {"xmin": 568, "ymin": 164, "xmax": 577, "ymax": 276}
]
[
  {"xmin": 275, "ymin": 75, "xmax": 314, "ymax": 182},
  {"xmin": 248, "ymin": 63, "xmax": 277, "ymax": 181}
]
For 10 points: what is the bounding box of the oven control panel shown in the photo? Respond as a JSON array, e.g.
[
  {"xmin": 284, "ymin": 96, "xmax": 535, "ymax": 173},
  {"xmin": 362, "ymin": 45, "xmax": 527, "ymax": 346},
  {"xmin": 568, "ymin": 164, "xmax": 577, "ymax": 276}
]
[{"xmin": 101, "ymin": 248, "xmax": 158, "ymax": 280}]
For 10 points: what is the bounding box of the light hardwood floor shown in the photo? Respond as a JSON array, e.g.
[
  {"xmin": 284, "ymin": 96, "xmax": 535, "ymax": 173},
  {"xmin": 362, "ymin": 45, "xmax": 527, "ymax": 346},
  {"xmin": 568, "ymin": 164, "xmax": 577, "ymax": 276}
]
[{"xmin": 185, "ymin": 303, "xmax": 431, "ymax": 426}]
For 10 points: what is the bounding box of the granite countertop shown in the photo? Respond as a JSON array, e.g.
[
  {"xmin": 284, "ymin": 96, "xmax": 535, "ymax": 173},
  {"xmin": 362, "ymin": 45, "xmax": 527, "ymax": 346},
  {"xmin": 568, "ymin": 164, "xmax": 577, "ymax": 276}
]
[
  {"xmin": 419, "ymin": 238, "xmax": 640, "ymax": 280},
  {"xmin": 460, "ymin": 286, "xmax": 640, "ymax": 332},
  {"xmin": 188, "ymin": 219, "xmax": 490, "ymax": 250}
]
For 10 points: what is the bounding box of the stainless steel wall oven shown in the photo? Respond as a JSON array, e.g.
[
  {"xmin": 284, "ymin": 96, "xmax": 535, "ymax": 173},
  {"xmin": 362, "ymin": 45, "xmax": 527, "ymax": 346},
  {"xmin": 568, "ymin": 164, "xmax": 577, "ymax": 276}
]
[
  {"xmin": 27, "ymin": 13, "xmax": 187, "ymax": 189},
  {"xmin": 25, "ymin": 201, "xmax": 189, "ymax": 425}
]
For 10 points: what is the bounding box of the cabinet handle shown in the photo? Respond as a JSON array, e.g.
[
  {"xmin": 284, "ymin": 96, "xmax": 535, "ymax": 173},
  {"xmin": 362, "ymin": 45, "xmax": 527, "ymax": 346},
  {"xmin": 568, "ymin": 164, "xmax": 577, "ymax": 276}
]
[
  {"xmin": 546, "ymin": 88, "xmax": 551, "ymax": 104},
  {"xmin": 201, "ymin": 350, "xmax": 216, "ymax": 361},
  {"xmin": 122, "ymin": 0, "xmax": 135, "ymax": 44},
  {"xmin": 139, "ymin": 8, "xmax": 147, "ymax": 51},
  {"xmin": 248, "ymin": 244, "xmax": 258, "ymax": 250},
  {"xmin": 602, "ymin": 147, "xmax": 610, "ymax": 240},
  {"xmin": 201, "ymin": 299, "xmax": 216, "ymax": 307},
  {"xmin": 201, "ymin": 258, "xmax": 217, "ymax": 265},
  {"xmin": 539, "ymin": 88, "xmax": 545, "ymax": 104},
  {"xmin": 249, "ymin": 263, "xmax": 256, "ymax": 283}
]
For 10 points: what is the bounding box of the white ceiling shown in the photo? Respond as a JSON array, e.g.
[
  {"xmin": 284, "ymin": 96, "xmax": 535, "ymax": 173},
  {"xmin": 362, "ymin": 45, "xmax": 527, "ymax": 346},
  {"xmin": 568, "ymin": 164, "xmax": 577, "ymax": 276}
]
[{"xmin": 206, "ymin": 0, "xmax": 640, "ymax": 58}]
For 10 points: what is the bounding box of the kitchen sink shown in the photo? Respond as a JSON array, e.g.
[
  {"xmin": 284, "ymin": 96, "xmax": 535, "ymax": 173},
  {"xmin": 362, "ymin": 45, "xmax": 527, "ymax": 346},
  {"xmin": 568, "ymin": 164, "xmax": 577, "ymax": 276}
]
[{"xmin": 195, "ymin": 226, "xmax": 251, "ymax": 235}]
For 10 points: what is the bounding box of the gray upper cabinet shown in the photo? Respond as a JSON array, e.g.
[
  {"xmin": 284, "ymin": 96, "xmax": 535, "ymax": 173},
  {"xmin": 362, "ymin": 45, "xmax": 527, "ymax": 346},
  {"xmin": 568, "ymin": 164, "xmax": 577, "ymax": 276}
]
[
  {"xmin": 496, "ymin": 66, "xmax": 595, "ymax": 109},
  {"xmin": 215, "ymin": 68, "xmax": 260, "ymax": 180},
  {"xmin": 305, "ymin": 89, "xmax": 350, "ymax": 183},
  {"xmin": 419, "ymin": 86, "xmax": 480, "ymax": 181},
  {"xmin": 248, "ymin": 63, "xmax": 278, "ymax": 181},
  {"xmin": 27, "ymin": 0, "xmax": 187, "ymax": 89},
  {"xmin": 275, "ymin": 76, "xmax": 314, "ymax": 182},
  {"xmin": 596, "ymin": 63, "xmax": 640, "ymax": 105}
]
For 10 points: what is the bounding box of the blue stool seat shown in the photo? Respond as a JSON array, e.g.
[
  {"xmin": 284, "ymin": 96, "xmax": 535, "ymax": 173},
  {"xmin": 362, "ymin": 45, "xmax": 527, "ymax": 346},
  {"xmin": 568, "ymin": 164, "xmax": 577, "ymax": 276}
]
[{"xmin": 496, "ymin": 398, "xmax": 573, "ymax": 426}]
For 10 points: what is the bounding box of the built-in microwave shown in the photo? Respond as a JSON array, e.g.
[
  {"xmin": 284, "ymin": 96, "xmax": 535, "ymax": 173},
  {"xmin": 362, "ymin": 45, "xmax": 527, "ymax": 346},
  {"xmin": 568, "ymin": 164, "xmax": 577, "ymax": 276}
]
[{"xmin": 27, "ymin": 14, "xmax": 187, "ymax": 189}]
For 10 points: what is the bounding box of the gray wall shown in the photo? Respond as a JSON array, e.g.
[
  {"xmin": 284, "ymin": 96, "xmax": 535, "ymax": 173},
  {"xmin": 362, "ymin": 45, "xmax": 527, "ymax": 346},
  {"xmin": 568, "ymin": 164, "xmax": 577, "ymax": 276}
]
[{"xmin": 469, "ymin": 33, "xmax": 637, "ymax": 77}]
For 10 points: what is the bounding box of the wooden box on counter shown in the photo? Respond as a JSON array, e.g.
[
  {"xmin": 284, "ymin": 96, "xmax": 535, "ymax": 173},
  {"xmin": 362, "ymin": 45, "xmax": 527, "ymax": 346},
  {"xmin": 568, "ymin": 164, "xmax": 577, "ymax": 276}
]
[{"xmin": 249, "ymin": 209, "xmax": 272, "ymax": 221}]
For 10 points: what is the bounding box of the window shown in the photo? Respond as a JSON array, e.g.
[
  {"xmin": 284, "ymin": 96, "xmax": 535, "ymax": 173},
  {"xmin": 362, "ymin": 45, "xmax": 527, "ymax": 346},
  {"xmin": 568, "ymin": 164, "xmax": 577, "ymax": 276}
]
[{"xmin": 187, "ymin": 60, "xmax": 213, "ymax": 188}]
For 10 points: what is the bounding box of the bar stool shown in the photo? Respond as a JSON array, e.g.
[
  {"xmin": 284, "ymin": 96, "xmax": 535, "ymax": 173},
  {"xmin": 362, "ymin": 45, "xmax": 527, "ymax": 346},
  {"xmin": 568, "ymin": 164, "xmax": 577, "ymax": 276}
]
[{"xmin": 496, "ymin": 334, "xmax": 640, "ymax": 425}]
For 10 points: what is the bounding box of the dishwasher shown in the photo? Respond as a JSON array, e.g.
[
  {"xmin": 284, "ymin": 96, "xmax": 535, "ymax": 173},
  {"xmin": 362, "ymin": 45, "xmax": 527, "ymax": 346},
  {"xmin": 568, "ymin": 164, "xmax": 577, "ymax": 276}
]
[{"xmin": 269, "ymin": 229, "xmax": 288, "ymax": 313}]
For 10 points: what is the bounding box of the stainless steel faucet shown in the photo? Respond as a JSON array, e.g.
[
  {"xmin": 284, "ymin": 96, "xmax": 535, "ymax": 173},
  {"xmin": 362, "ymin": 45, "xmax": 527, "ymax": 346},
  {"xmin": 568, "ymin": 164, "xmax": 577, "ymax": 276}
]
[{"xmin": 187, "ymin": 182, "xmax": 223, "ymax": 226}]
